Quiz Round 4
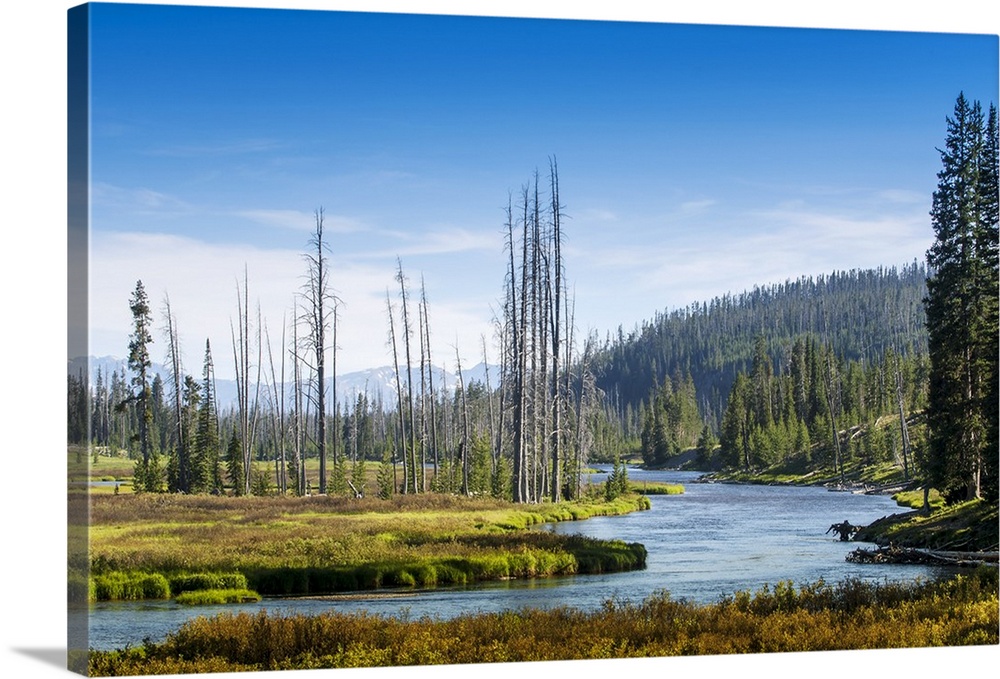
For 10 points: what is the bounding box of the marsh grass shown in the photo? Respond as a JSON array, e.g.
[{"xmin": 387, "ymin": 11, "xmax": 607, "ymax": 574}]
[
  {"xmin": 168, "ymin": 572, "xmax": 248, "ymax": 594},
  {"xmin": 88, "ymin": 492, "xmax": 651, "ymax": 598},
  {"xmin": 174, "ymin": 589, "xmax": 262, "ymax": 606},
  {"xmin": 629, "ymin": 481, "xmax": 684, "ymax": 495},
  {"xmin": 88, "ymin": 567, "xmax": 999, "ymax": 675},
  {"xmin": 90, "ymin": 571, "xmax": 254, "ymax": 602},
  {"xmin": 91, "ymin": 572, "xmax": 170, "ymax": 601}
]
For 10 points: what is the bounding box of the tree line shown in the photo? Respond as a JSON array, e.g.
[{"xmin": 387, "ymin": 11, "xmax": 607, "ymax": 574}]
[{"xmin": 73, "ymin": 159, "xmax": 608, "ymax": 503}]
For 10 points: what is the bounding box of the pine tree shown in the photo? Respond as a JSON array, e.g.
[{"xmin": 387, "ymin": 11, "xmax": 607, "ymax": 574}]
[
  {"xmin": 226, "ymin": 426, "xmax": 245, "ymax": 496},
  {"xmin": 123, "ymin": 280, "xmax": 154, "ymax": 491},
  {"xmin": 194, "ymin": 340, "xmax": 222, "ymax": 494},
  {"xmin": 924, "ymin": 93, "xmax": 999, "ymax": 504},
  {"xmin": 977, "ymin": 104, "xmax": 999, "ymax": 503},
  {"xmin": 377, "ymin": 447, "xmax": 395, "ymax": 500}
]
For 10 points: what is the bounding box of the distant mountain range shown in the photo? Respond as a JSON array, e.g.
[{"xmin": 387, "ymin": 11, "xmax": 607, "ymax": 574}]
[{"xmin": 68, "ymin": 355, "xmax": 499, "ymax": 411}]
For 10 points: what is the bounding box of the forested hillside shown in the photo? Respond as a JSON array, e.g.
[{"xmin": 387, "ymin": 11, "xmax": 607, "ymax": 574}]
[{"xmin": 590, "ymin": 262, "xmax": 928, "ymax": 432}]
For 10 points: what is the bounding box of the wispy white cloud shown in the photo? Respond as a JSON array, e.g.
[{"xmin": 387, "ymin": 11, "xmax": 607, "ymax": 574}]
[
  {"xmin": 577, "ymin": 208, "xmax": 620, "ymax": 223},
  {"xmin": 876, "ymin": 189, "xmax": 928, "ymax": 205},
  {"xmin": 361, "ymin": 225, "xmax": 499, "ymax": 258},
  {"xmin": 92, "ymin": 182, "xmax": 194, "ymax": 214},
  {"xmin": 678, "ymin": 199, "xmax": 717, "ymax": 214},
  {"xmin": 236, "ymin": 209, "xmax": 367, "ymax": 234}
]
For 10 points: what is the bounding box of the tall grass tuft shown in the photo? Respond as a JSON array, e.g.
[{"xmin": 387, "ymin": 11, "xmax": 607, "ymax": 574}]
[
  {"xmin": 169, "ymin": 572, "xmax": 248, "ymax": 594},
  {"xmin": 175, "ymin": 589, "xmax": 262, "ymax": 606},
  {"xmin": 91, "ymin": 572, "xmax": 170, "ymax": 601}
]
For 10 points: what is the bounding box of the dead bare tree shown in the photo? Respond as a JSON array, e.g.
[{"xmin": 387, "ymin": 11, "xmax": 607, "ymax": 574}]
[
  {"xmin": 455, "ymin": 343, "xmax": 471, "ymax": 495},
  {"xmin": 264, "ymin": 315, "xmax": 288, "ymax": 494},
  {"xmin": 289, "ymin": 298, "xmax": 306, "ymax": 495},
  {"xmin": 419, "ymin": 276, "xmax": 437, "ymax": 490},
  {"xmin": 300, "ymin": 209, "xmax": 340, "ymax": 495},
  {"xmin": 162, "ymin": 293, "xmax": 188, "ymax": 493},
  {"xmin": 386, "ymin": 288, "xmax": 407, "ymax": 493},
  {"xmin": 231, "ymin": 266, "xmax": 263, "ymax": 495},
  {"xmin": 548, "ymin": 158, "xmax": 564, "ymax": 501},
  {"xmin": 395, "ymin": 259, "xmax": 419, "ymax": 494},
  {"xmin": 481, "ymin": 334, "xmax": 498, "ymax": 480}
]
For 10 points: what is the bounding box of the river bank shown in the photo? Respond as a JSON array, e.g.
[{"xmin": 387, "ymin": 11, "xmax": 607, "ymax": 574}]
[
  {"xmin": 88, "ymin": 566, "xmax": 998, "ymax": 675},
  {"xmin": 668, "ymin": 456, "xmax": 998, "ymax": 554}
]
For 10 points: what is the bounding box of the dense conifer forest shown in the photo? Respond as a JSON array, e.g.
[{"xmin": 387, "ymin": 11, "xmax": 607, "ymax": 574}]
[{"xmin": 589, "ymin": 262, "xmax": 929, "ymax": 431}]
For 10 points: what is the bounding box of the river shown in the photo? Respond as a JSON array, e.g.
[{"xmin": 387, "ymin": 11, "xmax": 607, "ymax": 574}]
[{"xmin": 87, "ymin": 466, "xmax": 953, "ymax": 650}]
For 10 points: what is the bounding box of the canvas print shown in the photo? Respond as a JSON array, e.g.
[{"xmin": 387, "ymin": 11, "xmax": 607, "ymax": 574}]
[{"xmin": 67, "ymin": 2, "xmax": 999, "ymax": 676}]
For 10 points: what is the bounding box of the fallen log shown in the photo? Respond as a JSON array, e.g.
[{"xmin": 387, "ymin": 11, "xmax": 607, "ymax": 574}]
[{"xmin": 847, "ymin": 544, "xmax": 999, "ymax": 566}]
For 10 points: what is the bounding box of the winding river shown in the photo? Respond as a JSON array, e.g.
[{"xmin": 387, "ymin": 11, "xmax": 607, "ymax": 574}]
[{"xmin": 87, "ymin": 466, "xmax": 953, "ymax": 650}]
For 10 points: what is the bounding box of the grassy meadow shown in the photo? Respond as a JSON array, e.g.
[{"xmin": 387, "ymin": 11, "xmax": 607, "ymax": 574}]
[{"xmin": 87, "ymin": 487, "xmax": 652, "ymax": 600}]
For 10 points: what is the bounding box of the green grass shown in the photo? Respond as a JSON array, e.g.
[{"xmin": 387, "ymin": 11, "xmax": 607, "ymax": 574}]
[
  {"xmin": 88, "ymin": 491, "xmax": 652, "ymax": 599},
  {"xmin": 854, "ymin": 498, "xmax": 999, "ymax": 551},
  {"xmin": 88, "ymin": 567, "xmax": 998, "ymax": 674},
  {"xmin": 91, "ymin": 572, "xmax": 171, "ymax": 601},
  {"xmin": 90, "ymin": 570, "xmax": 254, "ymax": 602},
  {"xmin": 893, "ymin": 488, "xmax": 945, "ymax": 511},
  {"xmin": 629, "ymin": 481, "xmax": 684, "ymax": 495},
  {"xmin": 174, "ymin": 589, "xmax": 262, "ymax": 606}
]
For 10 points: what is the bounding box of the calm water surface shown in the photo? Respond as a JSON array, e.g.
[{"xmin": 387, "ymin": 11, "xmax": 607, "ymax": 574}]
[{"xmin": 88, "ymin": 466, "xmax": 952, "ymax": 650}]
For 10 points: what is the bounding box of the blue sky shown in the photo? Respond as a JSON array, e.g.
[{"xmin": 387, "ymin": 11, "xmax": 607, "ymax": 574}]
[{"xmin": 83, "ymin": 2, "xmax": 998, "ymax": 378}]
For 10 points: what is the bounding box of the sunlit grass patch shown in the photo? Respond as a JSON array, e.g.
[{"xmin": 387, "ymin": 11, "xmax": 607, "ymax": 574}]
[
  {"xmin": 893, "ymin": 488, "xmax": 944, "ymax": 510},
  {"xmin": 630, "ymin": 481, "xmax": 684, "ymax": 495},
  {"xmin": 91, "ymin": 572, "xmax": 170, "ymax": 601},
  {"xmin": 175, "ymin": 589, "xmax": 261, "ymax": 606}
]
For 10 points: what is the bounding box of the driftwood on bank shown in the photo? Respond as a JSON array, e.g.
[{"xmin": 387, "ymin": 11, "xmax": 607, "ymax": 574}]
[{"xmin": 847, "ymin": 544, "xmax": 999, "ymax": 567}]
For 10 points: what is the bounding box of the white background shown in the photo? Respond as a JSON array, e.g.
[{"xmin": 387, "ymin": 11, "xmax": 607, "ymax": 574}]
[{"xmin": 2, "ymin": 2, "xmax": 997, "ymax": 678}]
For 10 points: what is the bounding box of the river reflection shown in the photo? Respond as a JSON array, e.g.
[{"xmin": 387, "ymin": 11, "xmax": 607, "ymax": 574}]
[{"xmin": 88, "ymin": 466, "xmax": 953, "ymax": 650}]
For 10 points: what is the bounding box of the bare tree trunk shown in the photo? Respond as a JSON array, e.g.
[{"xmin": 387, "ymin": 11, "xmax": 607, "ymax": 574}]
[
  {"xmin": 264, "ymin": 316, "xmax": 288, "ymax": 494},
  {"xmin": 549, "ymin": 159, "xmax": 563, "ymax": 502},
  {"xmin": 456, "ymin": 345, "xmax": 471, "ymax": 495},
  {"xmin": 291, "ymin": 300, "xmax": 305, "ymax": 496},
  {"xmin": 565, "ymin": 294, "xmax": 577, "ymax": 497},
  {"xmin": 386, "ymin": 289, "xmax": 407, "ymax": 494},
  {"xmin": 506, "ymin": 195, "xmax": 526, "ymax": 503},
  {"xmin": 301, "ymin": 209, "xmax": 339, "ymax": 495},
  {"xmin": 481, "ymin": 334, "xmax": 498, "ymax": 478},
  {"xmin": 231, "ymin": 267, "xmax": 261, "ymax": 495},
  {"xmin": 419, "ymin": 284, "xmax": 439, "ymax": 483},
  {"xmin": 163, "ymin": 294, "xmax": 187, "ymax": 492},
  {"xmin": 331, "ymin": 300, "xmax": 339, "ymax": 480},
  {"xmin": 396, "ymin": 259, "xmax": 419, "ymax": 494}
]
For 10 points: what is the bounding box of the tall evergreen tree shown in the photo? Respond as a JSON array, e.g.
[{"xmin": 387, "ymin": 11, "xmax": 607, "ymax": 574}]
[
  {"xmin": 924, "ymin": 93, "xmax": 999, "ymax": 504},
  {"xmin": 123, "ymin": 280, "xmax": 155, "ymax": 491},
  {"xmin": 194, "ymin": 339, "xmax": 222, "ymax": 494}
]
